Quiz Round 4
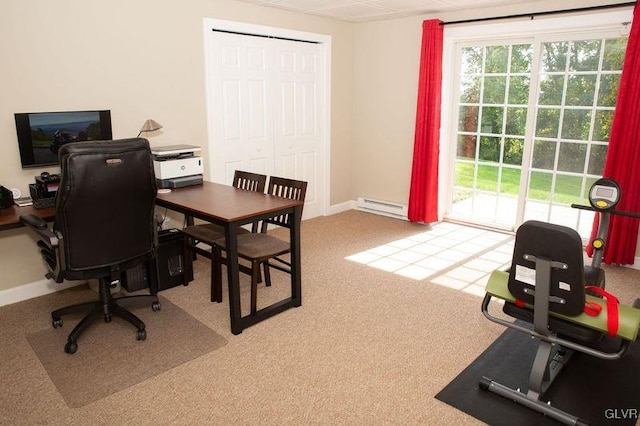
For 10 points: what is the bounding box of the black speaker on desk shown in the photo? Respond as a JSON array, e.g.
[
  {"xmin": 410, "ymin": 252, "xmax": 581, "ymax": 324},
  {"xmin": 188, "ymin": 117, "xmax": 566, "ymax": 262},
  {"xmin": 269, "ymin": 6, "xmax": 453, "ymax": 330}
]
[{"xmin": 121, "ymin": 228, "xmax": 193, "ymax": 293}]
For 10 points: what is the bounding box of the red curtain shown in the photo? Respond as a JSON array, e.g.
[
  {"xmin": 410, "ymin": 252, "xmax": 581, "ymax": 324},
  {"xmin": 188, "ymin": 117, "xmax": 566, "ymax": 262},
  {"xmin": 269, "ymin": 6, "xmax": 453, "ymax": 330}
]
[
  {"xmin": 407, "ymin": 20, "xmax": 444, "ymax": 224},
  {"xmin": 587, "ymin": 5, "xmax": 640, "ymax": 265}
]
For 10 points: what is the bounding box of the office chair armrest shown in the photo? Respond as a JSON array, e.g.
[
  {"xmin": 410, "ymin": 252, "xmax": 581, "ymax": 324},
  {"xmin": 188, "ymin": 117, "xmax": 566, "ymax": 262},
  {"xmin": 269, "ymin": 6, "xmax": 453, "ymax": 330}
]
[
  {"xmin": 20, "ymin": 213, "xmax": 48, "ymax": 229},
  {"xmin": 20, "ymin": 214, "xmax": 60, "ymax": 249},
  {"xmin": 21, "ymin": 214, "xmax": 66, "ymax": 282}
]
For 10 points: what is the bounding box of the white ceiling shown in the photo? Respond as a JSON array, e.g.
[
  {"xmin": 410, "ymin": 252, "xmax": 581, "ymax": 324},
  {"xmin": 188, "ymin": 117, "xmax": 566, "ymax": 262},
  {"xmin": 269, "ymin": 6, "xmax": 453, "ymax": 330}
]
[{"xmin": 235, "ymin": 0, "xmax": 548, "ymax": 23}]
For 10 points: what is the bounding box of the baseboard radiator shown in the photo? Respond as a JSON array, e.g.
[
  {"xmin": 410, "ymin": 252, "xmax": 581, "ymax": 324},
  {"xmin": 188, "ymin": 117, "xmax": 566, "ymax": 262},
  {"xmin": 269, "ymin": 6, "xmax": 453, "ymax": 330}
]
[{"xmin": 356, "ymin": 197, "xmax": 408, "ymax": 220}]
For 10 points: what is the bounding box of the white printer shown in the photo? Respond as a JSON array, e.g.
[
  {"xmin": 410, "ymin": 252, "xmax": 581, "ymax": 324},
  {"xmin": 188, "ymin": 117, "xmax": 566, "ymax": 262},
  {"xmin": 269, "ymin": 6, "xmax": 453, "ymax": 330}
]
[{"xmin": 151, "ymin": 144, "xmax": 204, "ymax": 188}]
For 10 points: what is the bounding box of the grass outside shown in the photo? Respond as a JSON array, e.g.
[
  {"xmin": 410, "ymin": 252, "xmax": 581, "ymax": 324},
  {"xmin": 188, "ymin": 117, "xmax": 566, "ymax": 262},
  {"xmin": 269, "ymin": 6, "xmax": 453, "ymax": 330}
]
[{"xmin": 454, "ymin": 162, "xmax": 596, "ymax": 205}]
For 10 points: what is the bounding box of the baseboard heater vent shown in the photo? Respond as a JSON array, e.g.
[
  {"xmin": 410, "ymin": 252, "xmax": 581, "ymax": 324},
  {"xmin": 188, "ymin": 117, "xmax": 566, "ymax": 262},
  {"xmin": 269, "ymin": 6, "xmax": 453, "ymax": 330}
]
[{"xmin": 356, "ymin": 197, "xmax": 408, "ymax": 220}]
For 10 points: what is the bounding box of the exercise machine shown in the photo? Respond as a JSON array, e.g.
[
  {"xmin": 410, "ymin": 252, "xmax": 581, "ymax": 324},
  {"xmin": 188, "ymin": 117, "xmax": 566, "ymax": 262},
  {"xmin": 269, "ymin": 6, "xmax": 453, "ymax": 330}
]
[{"xmin": 479, "ymin": 178, "xmax": 640, "ymax": 425}]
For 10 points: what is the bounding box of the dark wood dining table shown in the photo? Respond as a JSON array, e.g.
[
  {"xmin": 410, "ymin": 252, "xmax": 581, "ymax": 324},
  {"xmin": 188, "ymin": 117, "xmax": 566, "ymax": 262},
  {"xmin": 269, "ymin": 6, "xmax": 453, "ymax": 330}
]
[{"xmin": 155, "ymin": 181, "xmax": 304, "ymax": 334}]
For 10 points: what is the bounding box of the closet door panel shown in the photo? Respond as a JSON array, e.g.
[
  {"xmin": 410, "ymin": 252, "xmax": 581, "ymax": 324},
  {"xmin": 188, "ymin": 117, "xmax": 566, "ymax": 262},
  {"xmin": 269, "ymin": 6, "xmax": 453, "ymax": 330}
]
[{"xmin": 206, "ymin": 28, "xmax": 326, "ymax": 218}]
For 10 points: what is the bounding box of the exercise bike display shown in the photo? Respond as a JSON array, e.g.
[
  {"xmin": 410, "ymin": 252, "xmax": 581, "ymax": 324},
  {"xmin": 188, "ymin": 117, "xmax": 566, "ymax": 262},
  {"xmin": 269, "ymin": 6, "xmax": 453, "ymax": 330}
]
[
  {"xmin": 571, "ymin": 178, "xmax": 640, "ymax": 298},
  {"xmin": 478, "ymin": 178, "xmax": 640, "ymax": 425}
]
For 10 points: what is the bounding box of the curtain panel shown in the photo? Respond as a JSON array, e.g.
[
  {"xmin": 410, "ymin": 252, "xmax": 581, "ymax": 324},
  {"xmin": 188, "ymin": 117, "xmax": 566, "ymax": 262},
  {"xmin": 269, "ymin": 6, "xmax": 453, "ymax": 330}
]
[
  {"xmin": 588, "ymin": 4, "xmax": 640, "ymax": 265},
  {"xmin": 407, "ymin": 19, "xmax": 444, "ymax": 224}
]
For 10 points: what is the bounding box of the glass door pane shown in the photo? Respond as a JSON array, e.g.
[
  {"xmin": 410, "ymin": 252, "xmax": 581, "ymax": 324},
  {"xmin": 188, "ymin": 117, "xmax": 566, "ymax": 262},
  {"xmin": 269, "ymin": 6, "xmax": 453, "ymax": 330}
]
[
  {"xmin": 448, "ymin": 35, "xmax": 626, "ymax": 239},
  {"xmin": 523, "ymin": 37, "xmax": 626, "ymax": 238},
  {"xmin": 451, "ymin": 43, "xmax": 532, "ymax": 228}
]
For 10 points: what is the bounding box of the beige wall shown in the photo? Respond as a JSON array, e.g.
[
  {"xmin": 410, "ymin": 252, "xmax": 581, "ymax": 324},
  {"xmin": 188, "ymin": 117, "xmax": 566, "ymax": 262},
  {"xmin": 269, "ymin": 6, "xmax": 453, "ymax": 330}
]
[{"xmin": 0, "ymin": 0, "xmax": 354, "ymax": 290}]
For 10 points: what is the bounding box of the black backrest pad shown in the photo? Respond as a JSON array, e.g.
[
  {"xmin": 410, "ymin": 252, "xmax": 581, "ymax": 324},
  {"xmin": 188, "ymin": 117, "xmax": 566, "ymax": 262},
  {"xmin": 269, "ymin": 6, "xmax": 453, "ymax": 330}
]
[
  {"xmin": 57, "ymin": 139, "xmax": 157, "ymax": 272},
  {"xmin": 508, "ymin": 220, "xmax": 586, "ymax": 316}
]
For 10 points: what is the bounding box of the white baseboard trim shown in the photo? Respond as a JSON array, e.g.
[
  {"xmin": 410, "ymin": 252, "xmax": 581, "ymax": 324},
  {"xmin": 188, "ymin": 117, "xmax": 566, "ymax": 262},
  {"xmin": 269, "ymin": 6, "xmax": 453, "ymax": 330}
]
[
  {"xmin": 0, "ymin": 279, "xmax": 84, "ymax": 307},
  {"xmin": 327, "ymin": 200, "xmax": 356, "ymax": 216}
]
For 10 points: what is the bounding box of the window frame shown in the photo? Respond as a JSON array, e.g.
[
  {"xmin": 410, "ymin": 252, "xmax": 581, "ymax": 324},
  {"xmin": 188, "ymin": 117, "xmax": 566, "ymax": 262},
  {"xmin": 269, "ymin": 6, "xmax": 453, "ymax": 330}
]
[{"xmin": 439, "ymin": 9, "xmax": 633, "ymax": 231}]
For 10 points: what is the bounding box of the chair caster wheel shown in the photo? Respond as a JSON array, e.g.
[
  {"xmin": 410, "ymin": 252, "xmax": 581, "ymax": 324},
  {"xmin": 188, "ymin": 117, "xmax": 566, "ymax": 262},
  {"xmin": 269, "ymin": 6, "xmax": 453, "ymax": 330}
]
[
  {"xmin": 52, "ymin": 318, "xmax": 63, "ymax": 328},
  {"xmin": 136, "ymin": 329, "xmax": 147, "ymax": 341},
  {"xmin": 152, "ymin": 301, "xmax": 161, "ymax": 312},
  {"xmin": 64, "ymin": 341, "xmax": 78, "ymax": 354}
]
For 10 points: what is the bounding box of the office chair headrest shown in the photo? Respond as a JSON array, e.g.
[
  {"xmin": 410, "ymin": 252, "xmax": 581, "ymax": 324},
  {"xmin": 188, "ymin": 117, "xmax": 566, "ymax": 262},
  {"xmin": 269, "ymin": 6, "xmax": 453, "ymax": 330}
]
[{"xmin": 59, "ymin": 138, "xmax": 150, "ymax": 158}]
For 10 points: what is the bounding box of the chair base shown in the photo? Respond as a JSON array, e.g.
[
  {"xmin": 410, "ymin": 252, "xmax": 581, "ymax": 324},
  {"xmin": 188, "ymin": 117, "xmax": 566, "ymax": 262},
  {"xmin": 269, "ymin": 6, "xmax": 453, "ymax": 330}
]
[{"xmin": 52, "ymin": 278, "xmax": 160, "ymax": 354}]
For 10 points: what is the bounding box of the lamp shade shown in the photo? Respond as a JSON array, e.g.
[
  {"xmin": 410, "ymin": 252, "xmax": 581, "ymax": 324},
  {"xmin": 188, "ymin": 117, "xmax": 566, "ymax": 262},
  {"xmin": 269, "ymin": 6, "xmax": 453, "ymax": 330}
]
[{"xmin": 138, "ymin": 119, "xmax": 163, "ymax": 136}]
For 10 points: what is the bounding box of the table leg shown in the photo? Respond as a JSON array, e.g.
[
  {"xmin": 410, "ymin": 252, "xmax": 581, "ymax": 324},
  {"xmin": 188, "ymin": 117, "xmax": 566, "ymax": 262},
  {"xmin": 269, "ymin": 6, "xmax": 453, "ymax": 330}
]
[
  {"xmin": 183, "ymin": 214, "xmax": 197, "ymax": 263},
  {"xmin": 225, "ymin": 222, "xmax": 243, "ymax": 334},
  {"xmin": 291, "ymin": 205, "xmax": 302, "ymax": 307}
]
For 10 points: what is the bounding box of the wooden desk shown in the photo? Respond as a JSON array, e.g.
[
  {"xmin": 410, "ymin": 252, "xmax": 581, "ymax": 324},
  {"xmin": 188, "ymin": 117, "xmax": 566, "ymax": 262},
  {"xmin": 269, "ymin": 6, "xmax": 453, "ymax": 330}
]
[
  {"xmin": 0, "ymin": 204, "xmax": 56, "ymax": 231},
  {"xmin": 156, "ymin": 181, "xmax": 303, "ymax": 334}
]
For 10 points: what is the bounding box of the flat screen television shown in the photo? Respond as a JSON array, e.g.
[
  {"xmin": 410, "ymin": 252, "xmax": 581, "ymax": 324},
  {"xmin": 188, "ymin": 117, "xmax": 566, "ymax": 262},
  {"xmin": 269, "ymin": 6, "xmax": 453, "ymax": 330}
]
[{"xmin": 15, "ymin": 110, "xmax": 113, "ymax": 168}]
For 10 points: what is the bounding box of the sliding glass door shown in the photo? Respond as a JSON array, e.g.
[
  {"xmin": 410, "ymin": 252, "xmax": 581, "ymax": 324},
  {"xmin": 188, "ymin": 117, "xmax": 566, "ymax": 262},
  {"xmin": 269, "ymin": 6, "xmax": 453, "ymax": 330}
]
[
  {"xmin": 451, "ymin": 42, "xmax": 532, "ymax": 228},
  {"xmin": 448, "ymin": 33, "xmax": 627, "ymax": 238}
]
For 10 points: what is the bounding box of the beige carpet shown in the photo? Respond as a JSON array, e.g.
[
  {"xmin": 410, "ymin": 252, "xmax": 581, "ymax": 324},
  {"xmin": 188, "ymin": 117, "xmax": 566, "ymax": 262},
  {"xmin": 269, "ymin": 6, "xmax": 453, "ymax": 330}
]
[
  {"xmin": 26, "ymin": 296, "xmax": 227, "ymax": 408},
  {"xmin": 2, "ymin": 210, "xmax": 640, "ymax": 425}
]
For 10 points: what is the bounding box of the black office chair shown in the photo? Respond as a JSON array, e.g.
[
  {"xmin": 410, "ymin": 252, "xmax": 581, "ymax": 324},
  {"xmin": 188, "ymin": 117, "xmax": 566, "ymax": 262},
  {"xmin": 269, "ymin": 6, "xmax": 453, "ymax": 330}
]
[
  {"xmin": 182, "ymin": 170, "xmax": 267, "ymax": 302},
  {"xmin": 21, "ymin": 138, "xmax": 160, "ymax": 354},
  {"xmin": 480, "ymin": 220, "xmax": 640, "ymax": 425}
]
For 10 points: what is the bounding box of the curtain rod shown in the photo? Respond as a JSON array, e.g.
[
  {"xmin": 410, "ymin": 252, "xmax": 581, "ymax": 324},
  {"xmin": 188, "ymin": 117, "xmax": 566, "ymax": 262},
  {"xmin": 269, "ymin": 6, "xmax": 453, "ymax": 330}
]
[{"xmin": 440, "ymin": 2, "xmax": 636, "ymax": 26}]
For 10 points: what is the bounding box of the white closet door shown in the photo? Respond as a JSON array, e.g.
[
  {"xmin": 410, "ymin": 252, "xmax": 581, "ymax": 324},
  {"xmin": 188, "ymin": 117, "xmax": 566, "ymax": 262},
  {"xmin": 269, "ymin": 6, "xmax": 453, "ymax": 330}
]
[
  {"xmin": 207, "ymin": 32, "xmax": 275, "ymax": 182},
  {"xmin": 272, "ymin": 39, "xmax": 324, "ymax": 219},
  {"xmin": 206, "ymin": 29, "xmax": 326, "ymax": 219}
]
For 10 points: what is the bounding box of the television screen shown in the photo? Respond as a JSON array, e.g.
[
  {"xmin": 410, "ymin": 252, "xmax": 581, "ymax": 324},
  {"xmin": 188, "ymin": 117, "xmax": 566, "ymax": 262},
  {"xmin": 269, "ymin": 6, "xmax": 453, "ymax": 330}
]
[{"xmin": 15, "ymin": 110, "xmax": 113, "ymax": 168}]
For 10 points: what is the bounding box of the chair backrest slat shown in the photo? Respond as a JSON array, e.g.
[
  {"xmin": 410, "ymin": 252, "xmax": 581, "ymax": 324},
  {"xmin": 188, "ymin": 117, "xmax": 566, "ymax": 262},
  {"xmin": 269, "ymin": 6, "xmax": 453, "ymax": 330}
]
[
  {"xmin": 233, "ymin": 170, "xmax": 267, "ymax": 192},
  {"xmin": 263, "ymin": 176, "xmax": 307, "ymax": 230}
]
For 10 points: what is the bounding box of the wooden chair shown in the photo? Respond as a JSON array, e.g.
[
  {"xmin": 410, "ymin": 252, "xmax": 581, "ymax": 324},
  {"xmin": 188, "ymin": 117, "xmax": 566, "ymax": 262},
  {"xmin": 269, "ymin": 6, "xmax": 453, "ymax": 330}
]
[
  {"xmin": 182, "ymin": 170, "xmax": 266, "ymax": 302},
  {"xmin": 212, "ymin": 176, "xmax": 307, "ymax": 314}
]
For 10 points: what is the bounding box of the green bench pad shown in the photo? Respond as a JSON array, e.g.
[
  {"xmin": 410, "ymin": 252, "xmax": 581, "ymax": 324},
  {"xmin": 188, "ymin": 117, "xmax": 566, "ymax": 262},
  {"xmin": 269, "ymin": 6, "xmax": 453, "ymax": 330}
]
[{"xmin": 486, "ymin": 270, "xmax": 640, "ymax": 342}]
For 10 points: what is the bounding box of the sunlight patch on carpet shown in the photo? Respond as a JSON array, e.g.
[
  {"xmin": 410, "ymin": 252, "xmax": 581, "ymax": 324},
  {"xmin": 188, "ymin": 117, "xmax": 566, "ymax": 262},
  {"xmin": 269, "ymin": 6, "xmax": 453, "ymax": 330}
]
[{"xmin": 345, "ymin": 222, "xmax": 513, "ymax": 295}]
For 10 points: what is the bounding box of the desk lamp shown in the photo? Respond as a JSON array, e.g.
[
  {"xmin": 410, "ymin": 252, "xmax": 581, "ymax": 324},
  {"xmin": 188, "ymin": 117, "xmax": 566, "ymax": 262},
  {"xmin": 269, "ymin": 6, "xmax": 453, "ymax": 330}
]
[{"xmin": 137, "ymin": 119, "xmax": 163, "ymax": 137}]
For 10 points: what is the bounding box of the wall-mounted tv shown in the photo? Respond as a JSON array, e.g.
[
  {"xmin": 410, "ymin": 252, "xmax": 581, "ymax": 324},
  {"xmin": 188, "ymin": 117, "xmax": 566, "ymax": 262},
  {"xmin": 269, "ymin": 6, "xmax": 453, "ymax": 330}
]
[{"xmin": 15, "ymin": 110, "xmax": 113, "ymax": 168}]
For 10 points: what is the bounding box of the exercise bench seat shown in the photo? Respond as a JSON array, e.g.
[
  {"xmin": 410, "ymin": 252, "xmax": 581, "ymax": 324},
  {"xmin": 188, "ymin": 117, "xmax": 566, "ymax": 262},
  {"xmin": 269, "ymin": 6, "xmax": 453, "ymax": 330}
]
[{"xmin": 485, "ymin": 269, "xmax": 640, "ymax": 342}]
